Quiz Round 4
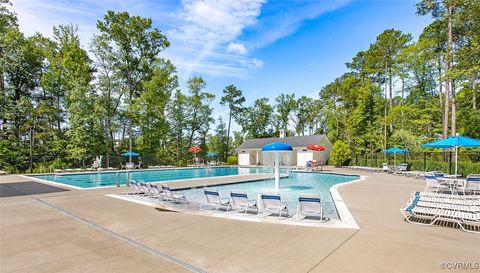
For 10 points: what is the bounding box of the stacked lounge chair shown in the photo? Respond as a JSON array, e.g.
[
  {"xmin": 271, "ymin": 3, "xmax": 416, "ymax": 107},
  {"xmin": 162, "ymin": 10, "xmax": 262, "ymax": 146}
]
[{"xmin": 401, "ymin": 191, "xmax": 480, "ymax": 233}]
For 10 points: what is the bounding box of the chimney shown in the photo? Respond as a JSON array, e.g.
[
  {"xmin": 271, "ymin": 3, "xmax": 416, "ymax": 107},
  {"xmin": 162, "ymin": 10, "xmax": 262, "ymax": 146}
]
[{"xmin": 279, "ymin": 129, "xmax": 285, "ymax": 138}]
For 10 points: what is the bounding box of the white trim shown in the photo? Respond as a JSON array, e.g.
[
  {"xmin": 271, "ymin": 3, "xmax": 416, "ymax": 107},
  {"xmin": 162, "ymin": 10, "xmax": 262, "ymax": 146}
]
[
  {"xmin": 107, "ymin": 194, "xmax": 346, "ymax": 228},
  {"xmin": 330, "ymin": 175, "xmax": 365, "ymax": 229},
  {"xmin": 107, "ymin": 173, "xmax": 365, "ymax": 229},
  {"xmin": 21, "ymin": 175, "xmax": 85, "ymax": 190},
  {"xmin": 22, "ymin": 167, "xmax": 265, "ymax": 190}
]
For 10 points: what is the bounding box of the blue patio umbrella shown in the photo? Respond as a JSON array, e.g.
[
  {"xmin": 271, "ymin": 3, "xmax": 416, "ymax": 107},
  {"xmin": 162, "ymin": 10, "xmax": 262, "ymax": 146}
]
[
  {"xmin": 422, "ymin": 135, "xmax": 480, "ymax": 176},
  {"xmin": 121, "ymin": 151, "xmax": 140, "ymax": 186},
  {"xmin": 383, "ymin": 147, "xmax": 409, "ymax": 154},
  {"xmin": 383, "ymin": 147, "xmax": 408, "ymax": 165},
  {"xmin": 121, "ymin": 151, "xmax": 140, "ymax": 157},
  {"xmin": 207, "ymin": 152, "xmax": 218, "ymax": 157}
]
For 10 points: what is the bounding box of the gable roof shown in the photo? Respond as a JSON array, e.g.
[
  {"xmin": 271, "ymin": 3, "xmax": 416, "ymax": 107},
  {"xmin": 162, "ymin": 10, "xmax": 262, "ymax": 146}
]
[{"xmin": 237, "ymin": 135, "xmax": 328, "ymax": 150}]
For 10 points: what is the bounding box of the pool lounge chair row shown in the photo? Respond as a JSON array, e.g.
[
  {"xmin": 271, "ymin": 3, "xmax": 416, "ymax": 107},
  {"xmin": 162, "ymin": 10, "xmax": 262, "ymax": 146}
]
[
  {"xmin": 129, "ymin": 182, "xmax": 326, "ymax": 222},
  {"xmin": 130, "ymin": 181, "xmax": 187, "ymax": 203},
  {"xmin": 346, "ymin": 164, "xmax": 479, "ymax": 184},
  {"xmin": 147, "ymin": 165, "xmax": 177, "ymax": 169},
  {"xmin": 53, "ymin": 167, "xmax": 119, "ymax": 173},
  {"xmin": 201, "ymin": 189, "xmax": 325, "ymax": 221},
  {"xmin": 345, "ymin": 163, "xmax": 408, "ymax": 174},
  {"xmin": 401, "ymin": 191, "xmax": 480, "ymax": 233}
]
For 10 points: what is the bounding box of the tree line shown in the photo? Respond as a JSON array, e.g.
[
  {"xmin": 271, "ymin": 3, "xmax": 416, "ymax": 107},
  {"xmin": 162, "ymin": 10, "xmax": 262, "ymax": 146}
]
[{"xmin": 1, "ymin": 0, "xmax": 479, "ymax": 173}]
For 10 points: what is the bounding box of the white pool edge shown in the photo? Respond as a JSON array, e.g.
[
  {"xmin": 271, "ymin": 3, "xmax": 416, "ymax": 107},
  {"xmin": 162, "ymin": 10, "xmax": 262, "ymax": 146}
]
[
  {"xmin": 21, "ymin": 171, "xmax": 278, "ymax": 191},
  {"xmin": 107, "ymin": 193, "xmax": 347, "ymax": 228},
  {"xmin": 20, "ymin": 175, "xmax": 85, "ymax": 190},
  {"xmin": 330, "ymin": 175, "xmax": 366, "ymax": 229},
  {"xmin": 106, "ymin": 173, "xmax": 365, "ymax": 229}
]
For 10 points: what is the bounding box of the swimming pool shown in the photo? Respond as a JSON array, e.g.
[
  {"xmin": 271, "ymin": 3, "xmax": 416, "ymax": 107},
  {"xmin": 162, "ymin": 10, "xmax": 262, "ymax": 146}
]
[
  {"xmin": 31, "ymin": 167, "xmax": 265, "ymax": 188},
  {"xmin": 31, "ymin": 167, "xmax": 359, "ymax": 219},
  {"xmin": 177, "ymin": 171, "xmax": 359, "ymax": 219}
]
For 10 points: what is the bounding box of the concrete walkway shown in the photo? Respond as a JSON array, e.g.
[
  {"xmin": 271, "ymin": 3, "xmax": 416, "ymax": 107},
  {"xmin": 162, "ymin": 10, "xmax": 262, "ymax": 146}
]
[{"xmin": 1, "ymin": 169, "xmax": 478, "ymax": 273}]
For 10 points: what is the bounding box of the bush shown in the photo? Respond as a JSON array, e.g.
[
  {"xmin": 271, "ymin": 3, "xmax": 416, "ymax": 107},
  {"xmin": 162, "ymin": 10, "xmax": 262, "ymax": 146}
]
[
  {"xmin": 51, "ymin": 157, "xmax": 68, "ymax": 170},
  {"xmin": 177, "ymin": 160, "xmax": 186, "ymax": 167},
  {"xmin": 330, "ymin": 140, "xmax": 351, "ymax": 166},
  {"xmin": 227, "ymin": 156, "xmax": 238, "ymax": 165}
]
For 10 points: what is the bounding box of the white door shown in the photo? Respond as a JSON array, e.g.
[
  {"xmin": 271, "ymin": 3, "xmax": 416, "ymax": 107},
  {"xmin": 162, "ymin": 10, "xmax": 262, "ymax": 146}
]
[
  {"xmin": 297, "ymin": 150, "xmax": 313, "ymax": 167},
  {"xmin": 238, "ymin": 153, "xmax": 250, "ymax": 166}
]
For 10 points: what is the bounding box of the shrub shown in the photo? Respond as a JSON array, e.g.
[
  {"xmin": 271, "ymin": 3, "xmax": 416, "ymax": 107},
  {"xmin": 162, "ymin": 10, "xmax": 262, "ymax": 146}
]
[
  {"xmin": 51, "ymin": 157, "xmax": 68, "ymax": 170},
  {"xmin": 330, "ymin": 140, "xmax": 351, "ymax": 166},
  {"xmin": 177, "ymin": 160, "xmax": 186, "ymax": 167},
  {"xmin": 227, "ymin": 156, "xmax": 238, "ymax": 165}
]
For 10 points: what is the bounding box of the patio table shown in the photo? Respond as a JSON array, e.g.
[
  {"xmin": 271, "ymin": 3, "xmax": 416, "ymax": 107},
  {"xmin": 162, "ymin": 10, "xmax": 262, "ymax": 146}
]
[{"xmin": 438, "ymin": 178, "xmax": 466, "ymax": 193}]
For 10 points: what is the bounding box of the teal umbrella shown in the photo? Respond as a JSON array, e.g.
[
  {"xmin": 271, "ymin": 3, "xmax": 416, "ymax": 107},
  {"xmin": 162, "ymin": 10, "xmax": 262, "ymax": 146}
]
[
  {"xmin": 383, "ymin": 147, "xmax": 408, "ymax": 154},
  {"xmin": 121, "ymin": 151, "xmax": 140, "ymax": 157},
  {"xmin": 422, "ymin": 135, "xmax": 480, "ymax": 177},
  {"xmin": 121, "ymin": 151, "xmax": 140, "ymax": 186},
  {"xmin": 207, "ymin": 152, "xmax": 218, "ymax": 157},
  {"xmin": 383, "ymin": 147, "xmax": 408, "ymax": 165}
]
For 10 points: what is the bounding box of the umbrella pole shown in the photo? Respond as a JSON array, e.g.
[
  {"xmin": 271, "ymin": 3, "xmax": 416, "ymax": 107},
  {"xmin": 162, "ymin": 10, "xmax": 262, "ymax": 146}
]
[{"xmin": 455, "ymin": 146, "xmax": 458, "ymax": 177}]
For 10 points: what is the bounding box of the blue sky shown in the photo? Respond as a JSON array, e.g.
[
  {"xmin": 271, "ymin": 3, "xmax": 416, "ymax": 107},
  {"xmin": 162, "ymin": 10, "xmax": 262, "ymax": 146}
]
[{"xmin": 11, "ymin": 0, "xmax": 432, "ymax": 123}]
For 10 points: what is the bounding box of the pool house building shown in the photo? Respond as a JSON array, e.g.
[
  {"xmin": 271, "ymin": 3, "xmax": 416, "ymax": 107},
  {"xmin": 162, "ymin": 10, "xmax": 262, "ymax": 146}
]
[{"xmin": 236, "ymin": 134, "xmax": 333, "ymax": 167}]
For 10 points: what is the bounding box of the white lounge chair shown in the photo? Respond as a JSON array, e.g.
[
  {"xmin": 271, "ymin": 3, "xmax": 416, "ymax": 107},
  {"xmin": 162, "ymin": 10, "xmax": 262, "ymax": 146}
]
[
  {"xmin": 139, "ymin": 181, "xmax": 150, "ymax": 197},
  {"xmin": 130, "ymin": 180, "xmax": 140, "ymax": 195},
  {"xmin": 228, "ymin": 191, "xmax": 257, "ymax": 214},
  {"xmin": 260, "ymin": 193, "xmax": 289, "ymax": 218},
  {"xmin": 414, "ymin": 191, "xmax": 480, "ymax": 202},
  {"xmin": 296, "ymin": 194, "xmax": 324, "ymax": 221},
  {"xmin": 381, "ymin": 163, "xmax": 392, "ymax": 173},
  {"xmin": 401, "ymin": 192, "xmax": 480, "ymax": 233},
  {"xmin": 149, "ymin": 184, "xmax": 163, "ymax": 200},
  {"xmin": 200, "ymin": 189, "xmax": 230, "ymax": 211},
  {"xmin": 456, "ymin": 175, "xmax": 480, "ymax": 195},
  {"xmin": 161, "ymin": 184, "xmax": 187, "ymax": 203},
  {"xmin": 394, "ymin": 163, "xmax": 408, "ymax": 175},
  {"xmin": 424, "ymin": 174, "xmax": 450, "ymax": 193}
]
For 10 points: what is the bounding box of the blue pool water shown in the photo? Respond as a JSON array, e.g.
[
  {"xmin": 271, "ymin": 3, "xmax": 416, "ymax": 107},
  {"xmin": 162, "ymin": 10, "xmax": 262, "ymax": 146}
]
[
  {"xmin": 32, "ymin": 167, "xmax": 359, "ymax": 219},
  {"xmin": 178, "ymin": 171, "xmax": 358, "ymax": 219},
  {"xmin": 33, "ymin": 167, "xmax": 264, "ymax": 188}
]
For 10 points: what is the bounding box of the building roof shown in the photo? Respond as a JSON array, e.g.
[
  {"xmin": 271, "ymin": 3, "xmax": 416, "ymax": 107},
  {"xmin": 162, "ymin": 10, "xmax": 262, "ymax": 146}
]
[{"xmin": 237, "ymin": 135, "xmax": 328, "ymax": 150}]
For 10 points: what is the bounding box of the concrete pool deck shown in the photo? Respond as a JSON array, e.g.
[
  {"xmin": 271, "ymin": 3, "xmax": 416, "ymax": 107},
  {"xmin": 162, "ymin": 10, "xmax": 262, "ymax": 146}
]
[{"xmin": 1, "ymin": 168, "xmax": 478, "ymax": 272}]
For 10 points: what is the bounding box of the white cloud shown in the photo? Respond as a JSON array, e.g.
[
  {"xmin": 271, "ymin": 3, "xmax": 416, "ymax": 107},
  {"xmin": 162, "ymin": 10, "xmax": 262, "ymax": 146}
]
[
  {"xmin": 240, "ymin": 58, "xmax": 263, "ymax": 69},
  {"xmin": 249, "ymin": 0, "xmax": 351, "ymax": 49},
  {"xmin": 227, "ymin": 42, "xmax": 248, "ymax": 55},
  {"xmin": 167, "ymin": 0, "xmax": 265, "ymax": 78},
  {"xmin": 170, "ymin": 0, "xmax": 264, "ymax": 44}
]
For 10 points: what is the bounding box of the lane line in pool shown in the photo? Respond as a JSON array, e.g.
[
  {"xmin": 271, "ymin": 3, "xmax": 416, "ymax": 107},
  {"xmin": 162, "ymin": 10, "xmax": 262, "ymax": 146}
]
[{"xmin": 29, "ymin": 195, "xmax": 208, "ymax": 273}]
